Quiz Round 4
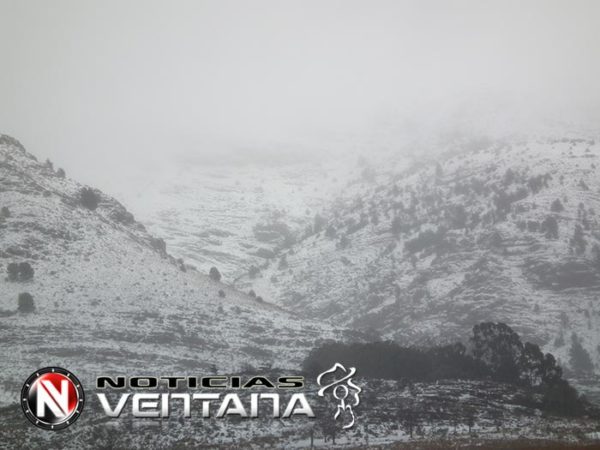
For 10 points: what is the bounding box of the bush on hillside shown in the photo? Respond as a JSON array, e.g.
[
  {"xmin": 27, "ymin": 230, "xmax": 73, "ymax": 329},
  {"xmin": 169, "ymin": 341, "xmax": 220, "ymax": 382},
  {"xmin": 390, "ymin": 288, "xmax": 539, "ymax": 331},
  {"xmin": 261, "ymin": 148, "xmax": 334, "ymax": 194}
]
[
  {"xmin": 336, "ymin": 235, "xmax": 351, "ymax": 250},
  {"xmin": 541, "ymin": 216, "xmax": 559, "ymax": 239},
  {"xmin": 248, "ymin": 266, "xmax": 260, "ymax": 278},
  {"xmin": 80, "ymin": 187, "xmax": 100, "ymax": 210},
  {"xmin": 303, "ymin": 322, "xmax": 587, "ymax": 417},
  {"xmin": 6, "ymin": 262, "xmax": 34, "ymax": 281},
  {"xmin": 569, "ymin": 333, "xmax": 594, "ymax": 375},
  {"xmin": 18, "ymin": 293, "xmax": 35, "ymax": 313},
  {"xmin": 7, "ymin": 263, "xmax": 19, "ymax": 281},
  {"xmin": 404, "ymin": 228, "xmax": 446, "ymax": 254},
  {"xmin": 314, "ymin": 214, "xmax": 327, "ymax": 234},
  {"xmin": 551, "ymin": 199, "xmax": 565, "ymax": 213},
  {"xmin": 19, "ymin": 262, "xmax": 34, "ymax": 281},
  {"xmin": 209, "ymin": 266, "xmax": 222, "ymax": 282}
]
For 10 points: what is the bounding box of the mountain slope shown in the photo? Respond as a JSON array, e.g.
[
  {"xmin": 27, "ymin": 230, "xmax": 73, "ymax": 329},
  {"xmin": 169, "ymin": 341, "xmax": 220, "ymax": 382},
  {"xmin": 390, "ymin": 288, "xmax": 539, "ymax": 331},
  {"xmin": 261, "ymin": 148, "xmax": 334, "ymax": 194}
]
[
  {"xmin": 0, "ymin": 134, "xmax": 345, "ymax": 407},
  {"xmin": 242, "ymin": 134, "xmax": 600, "ymax": 374},
  {"xmin": 2, "ymin": 134, "xmax": 600, "ymax": 448}
]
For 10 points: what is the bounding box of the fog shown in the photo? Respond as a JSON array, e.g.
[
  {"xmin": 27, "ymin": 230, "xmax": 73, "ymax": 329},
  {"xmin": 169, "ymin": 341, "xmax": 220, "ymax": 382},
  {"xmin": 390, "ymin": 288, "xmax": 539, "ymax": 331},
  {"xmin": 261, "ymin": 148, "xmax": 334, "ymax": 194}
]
[{"xmin": 1, "ymin": 0, "xmax": 600, "ymax": 189}]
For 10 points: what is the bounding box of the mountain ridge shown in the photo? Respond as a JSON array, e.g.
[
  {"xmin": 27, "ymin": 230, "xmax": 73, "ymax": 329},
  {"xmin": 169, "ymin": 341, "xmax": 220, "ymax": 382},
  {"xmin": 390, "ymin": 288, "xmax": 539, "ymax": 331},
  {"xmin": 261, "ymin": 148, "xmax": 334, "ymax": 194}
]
[
  {"xmin": 0, "ymin": 133, "xmax": 346, "ymax": 408},
  {"xmin": 239, "ymin": 134, "xmax": 600, "ymax": 378}
]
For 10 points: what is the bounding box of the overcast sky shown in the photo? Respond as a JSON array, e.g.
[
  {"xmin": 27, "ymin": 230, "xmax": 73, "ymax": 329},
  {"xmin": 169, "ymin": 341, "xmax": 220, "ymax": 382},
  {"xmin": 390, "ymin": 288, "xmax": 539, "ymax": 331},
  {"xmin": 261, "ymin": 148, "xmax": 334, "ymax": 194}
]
[{"xmin": 1, "ymin": 0, "xmax": 600, "ymax": 188}]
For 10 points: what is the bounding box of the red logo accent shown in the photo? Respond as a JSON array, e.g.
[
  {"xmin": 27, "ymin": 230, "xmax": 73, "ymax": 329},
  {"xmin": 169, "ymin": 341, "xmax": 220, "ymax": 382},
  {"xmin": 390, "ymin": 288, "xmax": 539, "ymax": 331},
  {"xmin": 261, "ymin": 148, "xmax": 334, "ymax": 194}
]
[{"xmin": 22, "ymin": 367, "xmax": 85, "ymax": 430}]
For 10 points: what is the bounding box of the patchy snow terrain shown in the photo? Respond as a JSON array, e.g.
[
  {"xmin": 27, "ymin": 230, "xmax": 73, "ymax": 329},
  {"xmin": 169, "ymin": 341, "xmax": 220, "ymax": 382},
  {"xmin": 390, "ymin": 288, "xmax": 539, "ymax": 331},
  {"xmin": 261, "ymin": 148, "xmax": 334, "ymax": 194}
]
[
  {"xmin": 233, "ymin": 135, "xmax": 600, "ymax": 381},
  {"xmin": 0, "ymin": 134, "xmax": 347, "ymax": 406},
  {"xmin": 2, "ymin": 134, "xmax": 600, "ymax": 448}
]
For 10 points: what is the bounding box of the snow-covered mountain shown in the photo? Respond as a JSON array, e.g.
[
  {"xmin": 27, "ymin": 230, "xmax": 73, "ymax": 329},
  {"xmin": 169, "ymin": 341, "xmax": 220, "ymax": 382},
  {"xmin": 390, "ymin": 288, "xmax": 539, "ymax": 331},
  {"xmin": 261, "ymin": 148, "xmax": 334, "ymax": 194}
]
[
  {"xmin": 112, "ymin": 159, "xmax": 353, "ymax": 281},
  {"xmin": 240, "ymin": 134, "xmax": 600, "ymax": 376},
  {"xmin": 108, "ymin": 148, "xmax": 411, "ymax": 283},
  {"xmin": 3, "ymin": 133, "xmax": 600, "ymax": 448},
  {"xmin": 0, "ymin": 134, "xmax": 348, "ymax": 407}
]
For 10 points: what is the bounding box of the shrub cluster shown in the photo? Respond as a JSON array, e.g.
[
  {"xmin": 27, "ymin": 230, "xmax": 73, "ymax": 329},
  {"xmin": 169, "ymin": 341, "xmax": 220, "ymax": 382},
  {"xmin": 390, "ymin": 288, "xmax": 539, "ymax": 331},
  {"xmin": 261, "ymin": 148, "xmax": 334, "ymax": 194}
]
[
  {"xmin": 18, "ymin": 293, "xmax": 35, "ymax": 313},
  {"xmin": 80, "ymin": 187, "xmax": 100, "ymax": 210},
  {"xmin": 209, "ymin": 266, "xmax": 222, "ymax": 282},
  {"xmin": 303, "ymin": 322, "xmax": 588, "ymax": 417},
  {"xmin": 7, "ymin": 262, "xmax": 34, "ymax": 281}
]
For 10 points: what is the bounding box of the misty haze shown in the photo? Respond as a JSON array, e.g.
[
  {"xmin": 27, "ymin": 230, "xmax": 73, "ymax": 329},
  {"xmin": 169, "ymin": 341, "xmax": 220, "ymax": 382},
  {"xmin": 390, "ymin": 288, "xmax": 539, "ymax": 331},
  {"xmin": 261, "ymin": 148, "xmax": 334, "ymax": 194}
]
[{"xmin": 2, "ymin": 1, "xmax": 600, "ymax": 448}]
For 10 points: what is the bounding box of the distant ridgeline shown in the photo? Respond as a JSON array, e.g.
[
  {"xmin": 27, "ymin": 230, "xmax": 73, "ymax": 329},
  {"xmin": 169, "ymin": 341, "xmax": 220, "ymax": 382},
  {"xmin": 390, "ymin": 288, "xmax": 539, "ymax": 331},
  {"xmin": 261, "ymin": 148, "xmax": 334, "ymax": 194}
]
[{"xmin": 304, "ymin": 322, "xmax": 595, "ymax": 418}]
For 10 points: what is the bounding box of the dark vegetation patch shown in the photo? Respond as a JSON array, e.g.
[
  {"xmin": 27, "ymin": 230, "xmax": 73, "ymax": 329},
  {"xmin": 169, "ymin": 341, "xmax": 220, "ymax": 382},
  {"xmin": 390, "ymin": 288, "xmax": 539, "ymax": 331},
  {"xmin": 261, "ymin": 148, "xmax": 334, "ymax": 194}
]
[{"xmin": 304, "ymin": 322, "xmax": 593, "ymax": 418}]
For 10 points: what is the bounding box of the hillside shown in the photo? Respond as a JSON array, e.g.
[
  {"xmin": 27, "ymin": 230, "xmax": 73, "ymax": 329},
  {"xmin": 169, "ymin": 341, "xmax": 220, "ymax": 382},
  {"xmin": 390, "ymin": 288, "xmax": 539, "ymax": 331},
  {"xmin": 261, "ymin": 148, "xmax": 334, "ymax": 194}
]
[
  {"xmin": 112, "ymin": 158, "xmax": 353, "ymax": 281},
  {"xmin": 0, "ymin": 134, "xmax": 346, "ymax": 407},
  {"xmin": 109, "ymin": 147, "xmax": 413, "ymax": 283},
  {"xmin": 240, "ymin": 135, "xmax": 600, "ymax": 376},
  {"xmin": 2, "ymin": 134, "xmax": 600, "ymax": 448}
]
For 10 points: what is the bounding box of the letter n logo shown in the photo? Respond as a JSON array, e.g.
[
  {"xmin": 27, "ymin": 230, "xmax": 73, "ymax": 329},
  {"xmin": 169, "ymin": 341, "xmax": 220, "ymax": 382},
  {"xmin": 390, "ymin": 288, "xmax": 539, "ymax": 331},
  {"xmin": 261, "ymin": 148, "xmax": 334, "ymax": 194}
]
[{"xmin": 21, "ymin": 367, "xmax": 85, "ymax": 430}]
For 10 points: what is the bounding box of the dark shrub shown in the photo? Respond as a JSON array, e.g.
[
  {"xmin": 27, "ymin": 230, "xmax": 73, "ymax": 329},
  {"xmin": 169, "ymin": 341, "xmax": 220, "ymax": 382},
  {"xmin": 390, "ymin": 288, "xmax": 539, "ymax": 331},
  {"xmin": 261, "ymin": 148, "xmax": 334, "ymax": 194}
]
[
  {"xmin": 347, "ymin": 215, "xmax": 368, "ymax": 233},
  {"xmin": 0, "ymin": 206, "xmax": 10, "ymax": 218},
  {"xmin": 110, "ymin": 208, "xmax": 135, "ymax": 225},
  {"xmin": 593, "ymin": 244, "xmax": 600, "ymax": 269},
  {"xmin": 303, "ymin": 340, "xmax": 486, "ymax": 381},
  {"xmin": 149, "ymin": 237, "xmax": 167, "ymax": 254},
  {"xmin": 56, "ymin": 168, "xmax": 66, "ymax": 178},
  {"xmin": 447, "ymin": 204, "xmax": 468, "ymax": 229},
  {"xmin": 303, "ymin": 322, "xmax": 586, "ymax": 417},
  {"xmin": 7, "ymin": 262, "xmax": 34, "ymax": 281},
  {"xmin": 325, "ymin": 225, "xmax": 336, "ymax": 239},
  {"xmin": 528, "ymin": 173, "xmax": 551, "ymax": 193},
  {"xmin": 494, "ymin": 187, "xmax": 528, "ymax": 215},
  {"xmin": 371, "ymin": 211, "xmax": 379, "ymax": 225},
  {"xmin": 18, "ymin": 293, "xmax": 35, "ymax": 313},
  {"xmin": 541, "ymin": 216, "xmax": 559, "ymax": 239},
  {"xmin": 248, "ymin": 266, "xmax": 260, "ymax": 278},
  {"xmin": 314, "ymin": 214, "xmax": 326, "ymax": 233},
  {"xmin": 253, "ymin": 221, "xmax": 294, "ymax": 245},
  {"xmin": 253, "ymin": 248, "xmax": 275, "ymax": 259},
  {"xmin": 503, "ymin": 168, "xmax": 516, "ymax": 185},
  {"xmin": 542, "ymin": 379, "xmax": 586, "ymax": 417},
  {"xmin": 209, "ymin": 267, "xmax": 221, "ymax": 282},
  {"xmin": 470, "ymin": 322, "xmax": 557, "ymax": 384},
  {"xmin": 337, "ymin": 235, "xmax": 351, "ymax": 250},
  {"xmin": 80, "ymin": 187, "xmax": 100, "ymax": 210},
  {"xmin": 404, "ymin": 228, "xmax": 445, "ymax": 254},
  {"xmin": 248, "ymin": 290, "xmax": 256, "ymax": 298},
  {"xmin": 569, "ymin": 333, "xmax": 594, "ymax": 374},
  {"xmin": 551, "ymin": 199, "xmax": 564, "ymax": 212},
  {"xmin": 391, "ymin": 216, "xmax": 402, "ymax": 236},
  {"xmin": 571, "ymin": 224, "xmax": 587, "ymax": 254},
  {"xmin": 218, "ymin": 289, "xmax": 225, "ymax": 298},
  {"xmin": 18, "ymin": 262, "xmax": 34, "ymax": 281},
  {"xmin": 7, "ymin": 262, "xmax": 19, "ymax": 281}
]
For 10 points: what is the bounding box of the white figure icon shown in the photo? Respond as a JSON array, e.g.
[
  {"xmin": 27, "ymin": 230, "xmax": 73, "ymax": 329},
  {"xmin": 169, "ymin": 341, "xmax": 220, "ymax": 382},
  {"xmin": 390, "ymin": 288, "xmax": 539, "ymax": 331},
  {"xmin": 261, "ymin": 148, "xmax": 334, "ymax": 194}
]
[{"xmin": 317, "ymin": 363, "xmax": 362, "ymax": 429}]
